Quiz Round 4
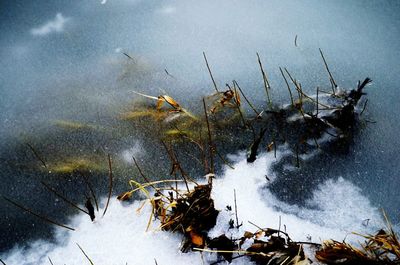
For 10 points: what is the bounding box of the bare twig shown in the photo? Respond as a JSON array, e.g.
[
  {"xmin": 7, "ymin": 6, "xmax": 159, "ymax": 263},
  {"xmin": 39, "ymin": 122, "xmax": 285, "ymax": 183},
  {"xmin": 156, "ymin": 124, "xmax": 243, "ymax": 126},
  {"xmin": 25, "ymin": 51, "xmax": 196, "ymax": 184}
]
[
  {"xmin": 318, "ymin": 89, "xmax": 335, "ymax": 95},
  {"xmin": 160, "ymin": 141, "xmax": 179, "ymax": 198},
  {"xmin": 26, "ymin": 143, "xmax": 47, "ymax": 168},
  {"xmin": 41, "ymin": 181, "xmax": 89, "ymax": 215},
  {"xmin": 248, "ymin": 220, "xmax": 263, "ymax": 230},
  {"xmin": 230, "ymin": 84, "xmax": 247, "ymax": 128},
  {"xmin": 294, "ymin": 84, "xmax": 320, "ymax": 149},
  {"xmin": 203, "ymin": 52, "xmax": 219, "ymax": 93},
  {"xmin": 48, "ymin": 257, "xmax": 54, "ymax": 265},
  {"xmin": 319, "ymin": 48, "xmax": 337, "ymax": 93},
  {"xmin": 160, "ymin": 141, "xmax": 190, "ymax": 192},
  {"xmin": 0, "ymin": 258, "xmax": 6, "ymax": 265},
  {"xmin": 215, "ymin": 150, "xmax": 235, "ymax": 170},
  {"xmin": 123, "ymin": 52, "xmax": 134, "ymax": 61},
  {"xmin": 76, "ymin": 243, "xmax": 94, "ymax": 265},
  {"xmin": 233, "ymin": 80, "xmax": 260, "ymax": 116},
  {"xmin": 164, "ymin": 69, "xmax": 175, "ymax": 79},
  {"xmin": 132, "ymin": 156, "xmax": 152, "ymax": 185},
  {"xmin": 203, "ymin": 98, "xmax": 215, "ymax": 176},
  {"xmin": 256, "ymin": 53, "xmax": 272, "ymax": 107},
  {"xmin": 229, "ymin": 82, "xmax": 257, "ymax": 140},
  {"xmin": 279, "ymin": 67, "xmax": 294, "ymax": 106},
  {"xmin": 171, "ymin": 147, "xmax": 198, "ymax": 186},
  {"xmin": 284, "ymin": 68, "xmax": 331, "ymax": 109},
  {"xmin": 198, "ymin": 129, "xmax": 209, "ymax": 174},
  {"xmin": 102, "ymin": 154, "xmax": 113, "ymax": 217},
  {"xmin": 294, "ymin": 35, "xmax": 298, "ymax": 47},
  {"xmin": 2, "ymin": 196, "xmax": 75, "ymax": 231}
]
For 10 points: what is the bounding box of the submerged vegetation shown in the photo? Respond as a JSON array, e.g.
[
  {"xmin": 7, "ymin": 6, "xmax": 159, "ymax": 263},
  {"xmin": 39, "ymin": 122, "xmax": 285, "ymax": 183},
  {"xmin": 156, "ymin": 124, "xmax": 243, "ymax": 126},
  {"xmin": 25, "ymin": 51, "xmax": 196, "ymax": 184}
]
[{"xmin": 47, "ymin": 157, "xmax": 105, "ymax": 174}]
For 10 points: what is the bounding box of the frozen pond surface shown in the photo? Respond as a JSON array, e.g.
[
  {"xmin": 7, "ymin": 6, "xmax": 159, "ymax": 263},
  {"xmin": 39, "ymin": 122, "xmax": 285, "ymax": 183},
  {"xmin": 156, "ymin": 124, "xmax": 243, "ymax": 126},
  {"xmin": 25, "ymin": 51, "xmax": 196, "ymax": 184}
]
[{"xmin": 1, "ymin": 0, "xmax": 400, "ymax": 262}]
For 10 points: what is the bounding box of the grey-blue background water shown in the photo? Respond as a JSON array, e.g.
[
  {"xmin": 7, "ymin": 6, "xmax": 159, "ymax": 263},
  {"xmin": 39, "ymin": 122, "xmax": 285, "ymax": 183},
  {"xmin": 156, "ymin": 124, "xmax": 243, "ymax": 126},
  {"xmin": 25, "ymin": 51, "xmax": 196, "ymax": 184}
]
[{"xmin": 1, "ymin": 0, "xmax": 399, "ymax": 253}]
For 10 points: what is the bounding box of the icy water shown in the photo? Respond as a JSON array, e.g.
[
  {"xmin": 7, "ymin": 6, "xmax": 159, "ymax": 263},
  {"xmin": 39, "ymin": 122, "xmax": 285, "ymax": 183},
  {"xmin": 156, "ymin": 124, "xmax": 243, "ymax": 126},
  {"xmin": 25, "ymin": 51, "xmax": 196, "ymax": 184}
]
[{"xmin": 1, "ymin": 0, "xmax": 400, "ymax": 264}]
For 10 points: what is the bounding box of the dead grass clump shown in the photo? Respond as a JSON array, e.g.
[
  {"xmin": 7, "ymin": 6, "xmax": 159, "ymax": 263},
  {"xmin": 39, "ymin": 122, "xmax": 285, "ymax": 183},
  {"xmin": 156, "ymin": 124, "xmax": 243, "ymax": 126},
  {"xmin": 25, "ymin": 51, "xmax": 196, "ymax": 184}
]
[
  {"xmin": 316, "ymin": 226, "xmax": 400, "ymax": 264},
  {"xmin": 160, "ymin": 184, "xmax": 219, "ymax": 251},
  {"xmin": 118, "ymin": 181, "xmax": 219, "ymax": 251}
]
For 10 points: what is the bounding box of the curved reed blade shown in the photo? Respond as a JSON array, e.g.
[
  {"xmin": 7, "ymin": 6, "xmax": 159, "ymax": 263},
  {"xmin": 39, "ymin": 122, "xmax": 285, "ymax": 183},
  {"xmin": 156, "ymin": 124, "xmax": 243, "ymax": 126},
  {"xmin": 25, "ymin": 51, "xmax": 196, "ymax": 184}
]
[
  {"xmin": 203, "ymin": 52, "xmax": 219, "ymax": 93},
  {"xmin": 319, "ymin": 48, "xmax": 337, "ymax": 92},
  {"xmin": 102, "ymin": 154, "xmax": 113, "ymax": 218}
]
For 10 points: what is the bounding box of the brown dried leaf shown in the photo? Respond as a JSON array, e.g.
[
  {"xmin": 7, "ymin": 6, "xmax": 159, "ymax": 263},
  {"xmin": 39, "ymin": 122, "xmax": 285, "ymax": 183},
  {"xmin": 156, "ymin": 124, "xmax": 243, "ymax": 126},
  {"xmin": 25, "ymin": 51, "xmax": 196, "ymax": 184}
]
[
  {"xmin": 117, "ymin": 191, "xmax": 132, "ymax": 201},
  {"xmin": 190, "ymin": 230, "xmax": 204, "ymax": 247},
  {"xmin": 162, "ymin": 95, "xmax": 181, "ymax": 110}
]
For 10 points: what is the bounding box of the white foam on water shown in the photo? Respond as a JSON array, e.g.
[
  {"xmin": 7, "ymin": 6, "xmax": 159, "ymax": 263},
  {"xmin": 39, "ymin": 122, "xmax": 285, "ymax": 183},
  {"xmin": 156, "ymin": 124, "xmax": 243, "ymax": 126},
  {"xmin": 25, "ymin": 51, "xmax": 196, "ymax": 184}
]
[{"xmin": 3, "ymin": 150, "xmax": 384, "ymax": 264}]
